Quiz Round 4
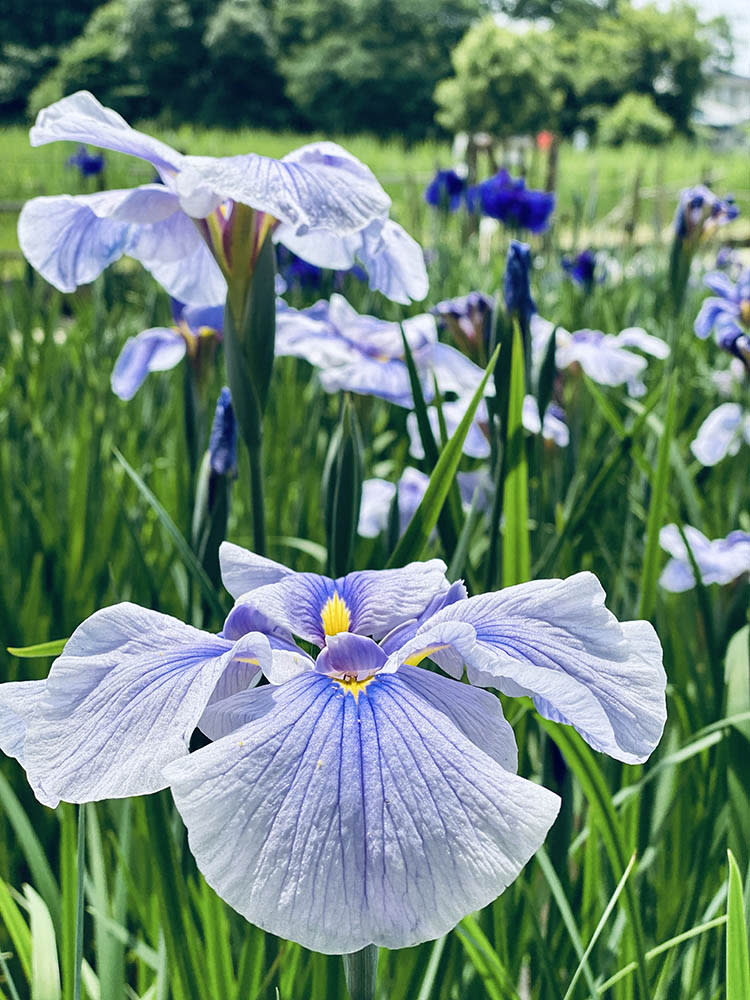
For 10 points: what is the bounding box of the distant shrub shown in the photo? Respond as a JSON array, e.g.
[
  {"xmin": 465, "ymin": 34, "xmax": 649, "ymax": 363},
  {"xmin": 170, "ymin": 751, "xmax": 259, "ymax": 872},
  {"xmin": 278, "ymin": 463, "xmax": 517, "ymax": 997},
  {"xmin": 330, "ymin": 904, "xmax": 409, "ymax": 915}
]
[{"xmin": 598, "ymin": 93, "xmax": 674, "ymax": 147}]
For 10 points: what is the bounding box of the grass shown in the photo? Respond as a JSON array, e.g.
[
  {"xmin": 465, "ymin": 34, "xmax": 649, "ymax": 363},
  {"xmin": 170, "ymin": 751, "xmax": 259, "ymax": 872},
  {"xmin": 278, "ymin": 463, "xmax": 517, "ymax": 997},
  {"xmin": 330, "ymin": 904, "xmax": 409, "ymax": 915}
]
[{"xmin": 0, "ymin": 124, "xmax": 748, "ymax": 999}]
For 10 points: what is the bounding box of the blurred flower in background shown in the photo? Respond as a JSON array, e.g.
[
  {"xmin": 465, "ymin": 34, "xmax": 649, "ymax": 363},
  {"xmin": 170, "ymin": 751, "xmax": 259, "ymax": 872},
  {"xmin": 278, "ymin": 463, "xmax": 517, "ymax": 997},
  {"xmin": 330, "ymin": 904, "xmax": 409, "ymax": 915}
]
[
  {"xmin": 690, "ymin": 401, "xmax": 750, "ymax": 466},
  {"xmin": 659, "ymin": 525, "xmax": 750, "ymax": 592},
  {"xmin": 467, "ymin": 169, "xmax": 555, "ymax": 233},
  {"xmin": 111, "ymin": 300, "xmax": 223, "ymax": 400},
  {"xmin": 562, "ymin": 249, "xmax": 599, "ymax": 290},
  {"xmin": 674, "ymin": 184, "xmax": 738, "ymax": 242},
  {"xmin": 424, "ymin": 168, "xmax": 467, "ymax": 212},
  {"xmin": 65, "ymin": 144, "xmax": 105, "ymax": 177},
  {"xmin": 694, "ymin": 268, "xmax": 750, "ymax": 370},
  {"xmin": 432, "ymin": 290, "xmax": 494, "ymax": 363}
]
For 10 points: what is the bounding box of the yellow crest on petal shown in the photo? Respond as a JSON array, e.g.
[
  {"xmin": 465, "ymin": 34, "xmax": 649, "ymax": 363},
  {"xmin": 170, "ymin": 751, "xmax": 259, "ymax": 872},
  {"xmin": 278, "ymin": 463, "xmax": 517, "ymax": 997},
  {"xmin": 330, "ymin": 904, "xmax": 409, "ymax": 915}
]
[{"xmin": 321, "ymin": 591, "xmax": 351, "ymax": 637}]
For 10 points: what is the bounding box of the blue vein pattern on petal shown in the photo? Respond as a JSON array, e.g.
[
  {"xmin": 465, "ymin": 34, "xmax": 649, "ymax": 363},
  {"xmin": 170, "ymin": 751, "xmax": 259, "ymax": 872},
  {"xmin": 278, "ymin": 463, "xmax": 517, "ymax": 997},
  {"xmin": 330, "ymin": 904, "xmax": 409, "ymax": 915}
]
[
  {"xmin": 164, "ymin": 671, "xmax": 560, "ymax": 954},
  {"xmin": 22, "ymin": 604, "xmax": 271, "ymax": 803},
  {"xmin": 178, "ymin": 141, "xmax": 390, "ymax": 235},
  {"xmin": 238, "ymin": 560, "xmax": 450, "ymax": 645},
  {"xmin": 30, "ymin": 91, "xmax": 184, "ymax": 175},
  {"xmin": 413, "ymin": 573, "xmax": 667, "ymax": 764}
]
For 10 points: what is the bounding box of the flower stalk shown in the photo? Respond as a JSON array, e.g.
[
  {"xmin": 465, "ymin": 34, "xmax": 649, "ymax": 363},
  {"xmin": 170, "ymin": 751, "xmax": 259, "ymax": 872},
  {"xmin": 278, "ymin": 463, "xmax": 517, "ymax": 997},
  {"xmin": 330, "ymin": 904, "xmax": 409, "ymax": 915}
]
[{"xmin": 343, "ymin": 945, "xmax": 379, "ymax": 1000}]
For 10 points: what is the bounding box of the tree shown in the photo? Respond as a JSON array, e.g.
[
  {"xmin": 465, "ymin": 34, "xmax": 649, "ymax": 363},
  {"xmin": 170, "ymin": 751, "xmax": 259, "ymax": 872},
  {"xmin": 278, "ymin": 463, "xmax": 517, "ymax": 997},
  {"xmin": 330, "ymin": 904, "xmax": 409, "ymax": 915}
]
[
  {"xmin": 433, "ymin": 17, "xmax": 563, "ymax": 138},
  {"xmin": 274, "ymin": 0, "xmax": 485, "ymax": 139}
]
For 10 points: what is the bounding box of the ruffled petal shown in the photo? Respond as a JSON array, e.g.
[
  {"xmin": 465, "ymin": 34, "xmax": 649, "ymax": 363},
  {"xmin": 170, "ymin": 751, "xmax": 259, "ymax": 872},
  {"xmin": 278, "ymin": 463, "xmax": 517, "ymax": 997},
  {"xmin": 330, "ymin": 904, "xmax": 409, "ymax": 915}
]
[
  {"xmin": 178, "ymin": 141, "xmax": 390, "ymax": 233},
  {"xmin": 703, "ymin": 271, "xmax": 737, "ymax": 298},
  {"xmin": 164, "ymin": 670, "xmax": 559, "ymax": 953},
  {"xmin": 239, "ymin": 561, "xmax": 450, "ymax": 645},
  {"xmin": 319, "ymin": 357, "xmax": 414, "ymax": 406},
  {"xmin": 690, "ymin": 403, "xmax": 743, "ymax": 466},
  {"xmin": 0, "ymin": 680, "xmax": 47, "ymax": 765},
  {"xmin": 111, "ymin": 327, "xmax": 186, "ymax": 400},
  {"xmin": 219, "ymin": 542, "xmax": 294, "ymax": 600},
  {"xmin": 614, "ymin": 327, "xmax": 670, "ymax": 359},
  {"xmin": 23, "ymin": 604, "xmax": 271, "ymax": 803},
  {"xmin": 17, "ymin": 187, "xmax": 226, "ymax": 305},
  {"xmin": 410, "ymin": 573, "xmax": 667, "ymax": 763},
  {"xmin": 693, "ymin": 298, "xmax": 738, "ymax": 339},
  {"xmin": 30, "ymin": 92, "xmax": 183, "ymax": 176}
]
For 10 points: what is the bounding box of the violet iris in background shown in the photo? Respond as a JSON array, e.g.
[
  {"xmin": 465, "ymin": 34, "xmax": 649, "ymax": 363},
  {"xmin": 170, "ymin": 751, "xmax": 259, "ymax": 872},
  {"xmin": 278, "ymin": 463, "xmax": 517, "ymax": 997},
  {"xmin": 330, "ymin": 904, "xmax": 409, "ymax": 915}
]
[
  {"xmin": 432, "ymin": 290, "xmax": 494, "ymax": 364},
  {"xmin": 66, "ymin": 144, "xmax": 105, "ymax": 177},
  {"xmin": 467, "ymin": 169, "xmax": 555, "ymax": 234},
  {"xmin": 504, "ymin": 240, "xmax": 536, "ymax": 346},
  {"xmin": 424, "ymin": 168, "xmax": 466, "ymax": 212},
  {"xmin": 694, "ymin": 268, "xmax": 750, "ymax": 372},
  {"xmin": 562, "ymin": 249, "xmax": 598, "ymax": 290}
]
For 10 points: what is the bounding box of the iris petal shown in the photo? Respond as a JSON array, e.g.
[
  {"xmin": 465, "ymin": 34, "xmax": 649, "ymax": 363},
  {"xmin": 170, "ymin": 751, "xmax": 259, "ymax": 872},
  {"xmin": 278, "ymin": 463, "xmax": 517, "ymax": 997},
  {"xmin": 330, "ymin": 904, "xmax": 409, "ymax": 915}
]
[
  {"xmin": 0, "ymin": 680, "xmax": 47, "ymax": 766},
  {"xmin": 690, "ymin": 402, "xmax": 743, "ymax": 466},
  {"xmin": 239, "ymin": 561, "xmax": 450, "ymax": 645},
  {"xmin": 23, "ymin": 604, "xmax": 271, "ymax": 803},
  {"xmin": 30, "ymin": 91, "xmax": 183, "ymax": 176},
  {"xmin": 219, "ymin": 542, "xmax": 295, "ymax": 600},
  {"xmin": 164, "ymin": 670, "xmax": 559, "ymax": 953},
  {"xmin": 111, "ymin": 327, "xmax": 186, "ymax": 400},
  {"xmin": 407, "ymin": 573, "xmax": 667, "ymax": 764}
]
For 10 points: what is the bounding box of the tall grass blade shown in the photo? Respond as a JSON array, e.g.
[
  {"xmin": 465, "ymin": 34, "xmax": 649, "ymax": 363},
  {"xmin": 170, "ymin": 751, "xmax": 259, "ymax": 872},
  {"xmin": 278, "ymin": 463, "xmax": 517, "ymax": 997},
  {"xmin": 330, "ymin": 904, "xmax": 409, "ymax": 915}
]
[
  {"xmin": 24, "ymin": 884, "xmax": 61, "ymax": 1000},
  {"xmin": 386, "ymin": 345, "xmax": 499, "ymax": 568},
  {"xmin": 113, "ymin": 448, "xmax": 227, "ymax": 621},
  {"xmin": 6, "ymin": 640, "xmax": 67, "ymax": 658},
  {"xmin": 502, "ymin": 322, "xmax": 530, "ymax": 586},
  {"xmin": 639, "ymin": 373, "xmax": 677, "ymax": 619},
  {"xmin": 726, "ymin": 850, "xmax": 750, "ymax": 1000}
]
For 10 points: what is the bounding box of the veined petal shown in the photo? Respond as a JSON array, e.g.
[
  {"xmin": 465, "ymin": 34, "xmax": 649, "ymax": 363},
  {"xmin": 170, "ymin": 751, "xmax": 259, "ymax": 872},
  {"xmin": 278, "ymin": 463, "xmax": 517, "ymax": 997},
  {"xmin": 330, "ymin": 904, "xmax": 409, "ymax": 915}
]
[
  {"xmin": 690, "ymin": 403, "xmax": 743, "ymax": 466},
  {"xmin": 30, "ymin": 92, "xmax": 183, "ymax": 176},
  {"xmin": 111, "ymin": 327, "xmax": 186, "ymax": 400},
  {"xmin": 23, "ymin": 604, "xmax": 271, "ymax": 803},
  {"xmin": 239, "ymin": 560, "xmax": 450, "ymax": 645},
  {"xmin": 315, "ymin": 632, "xmax": 387, "ymax": 679},
  {"xmin": 0, "ymin": 680, "xmax": 47, "ymax": 765},
  {"xmin": 178, "ymin": 141, "xmax": 390, "ymax": 233},
  {"xmin": 219, "ymin": 542, "xmax": 295, "ymax": 600},
  {"xmin": 17, "ymin": 187, "xmax": 225, "ymax": 306},
  {"xmin": 413, "ymin": 573, "xmax": 667, "ymax": 763},
  {"xmin": 164, "ymin": 670, "xmax": 559, "ymax": 953}
]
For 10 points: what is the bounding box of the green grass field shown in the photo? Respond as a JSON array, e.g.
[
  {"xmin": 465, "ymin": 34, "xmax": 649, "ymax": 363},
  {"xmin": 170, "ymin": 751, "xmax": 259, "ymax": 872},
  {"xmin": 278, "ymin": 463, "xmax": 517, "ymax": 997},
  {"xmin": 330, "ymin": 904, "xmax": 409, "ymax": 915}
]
[{"xmin": 0, "ymin": 122, "xmax": 748, "ymax": 1000}]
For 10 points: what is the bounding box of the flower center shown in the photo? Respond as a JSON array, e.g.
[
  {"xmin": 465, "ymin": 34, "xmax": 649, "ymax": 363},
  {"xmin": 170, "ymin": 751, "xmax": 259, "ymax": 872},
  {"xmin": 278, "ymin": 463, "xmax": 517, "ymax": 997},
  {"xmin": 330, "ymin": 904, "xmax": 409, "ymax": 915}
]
[
  {"xmin": 321, "ymin": 591, "xmax": 351, "ymax": 636},
  {"xmin": 739, "ymin": 300, "xmax": 750, "ymax": 326},
  {"xmin": 333, "ymin": 674, "xmax": 375, "ymax": 701}
]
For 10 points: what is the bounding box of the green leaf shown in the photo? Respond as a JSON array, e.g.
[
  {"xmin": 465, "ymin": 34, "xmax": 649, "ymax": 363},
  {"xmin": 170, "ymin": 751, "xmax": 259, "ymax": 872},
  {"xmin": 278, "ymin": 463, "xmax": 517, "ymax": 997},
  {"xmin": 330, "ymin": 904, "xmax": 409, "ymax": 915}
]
[
  {"xmin": 536, "ymin": 323, "xmax": 557, "ymax": 421},
  {"xmin": 0, "ymin": 773, "xmax": 61, "ymax": 937},
  {"xmin": 113, "ymin": 447, "xmax": 227, "ymax": 622},
  {"xmin": 24, "ymin": 884, "xmax": 61, "ymax": 1000},
  {"xmin": 386, "ymin": 344, "xmax": 499, "ymax": 568},
  {"xmin": 539, "ymin": 721, "xmax": 651, "ymax": 1000},
  {"xmin": 727, "ymin": 850, "xmax": 750, "ymax": 1000},
  {"xmin": 6, "ymin": 639, "xmax": 67, "ymax": 658},
  {"xmin": 502, "ymin": 321, "xmax": 530, "ymax": 586},
  {"xmin": 456, "ymin": 915, "xmax": 521, "ymax": 1000},
  {"xmin": 399, "ymin": 329, "xmax": 460, "ymax": 557},
  {"xmin": 341, "ymin": 946, "xmax": 378, "ymax": 1000},
  {"xmin": 639, "ymin": 372, "xmax": 677, "ymax": 618},
  {"xmin": 323, "ymin": 396, "xmax": 363, "ymax": 578},
  {"xmin": 0, "ymin": 877, "xmax": 32, "ymax": 981}
]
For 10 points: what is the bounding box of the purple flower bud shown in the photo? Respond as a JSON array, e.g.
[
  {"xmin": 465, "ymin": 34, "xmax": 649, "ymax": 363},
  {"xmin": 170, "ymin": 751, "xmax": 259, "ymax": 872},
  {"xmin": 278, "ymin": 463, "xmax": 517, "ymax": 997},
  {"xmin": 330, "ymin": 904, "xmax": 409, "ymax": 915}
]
[
  {"xmin": 504, "ymin": 241, "xmax": 536, "ymax": 337},
  {"xmin": 209, "ymin": 387, "xmax": 237, "ymax": 477}
]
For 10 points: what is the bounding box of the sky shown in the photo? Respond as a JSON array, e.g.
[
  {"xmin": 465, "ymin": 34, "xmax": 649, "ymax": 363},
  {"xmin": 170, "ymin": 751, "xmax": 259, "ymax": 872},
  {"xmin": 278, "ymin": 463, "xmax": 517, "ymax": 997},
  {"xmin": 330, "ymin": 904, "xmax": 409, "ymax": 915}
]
[{"xmin": 635, "ymin": 0, "xmax": 750, "ymax": 76}]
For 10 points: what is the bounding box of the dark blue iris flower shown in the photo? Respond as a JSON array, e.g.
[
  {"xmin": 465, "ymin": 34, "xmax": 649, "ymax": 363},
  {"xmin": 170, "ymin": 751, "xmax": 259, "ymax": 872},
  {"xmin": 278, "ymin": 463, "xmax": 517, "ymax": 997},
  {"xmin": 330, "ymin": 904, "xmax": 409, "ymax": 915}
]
[
  {"xmin": 209, "ymin": 387, "xmax": 237, "ymax": 477},
  {"xmin": 562, "ymin": 249, "xmax": 598, "ymax": 289},
  {"xmin": 65, "ymin": 144, "xmax": 105, "ymax": 177},
  {"xmin": 467, "ymin": 169, "xmax": 555, "ymax": 233},
  {"xmin": 674, "ymin": 185, "xmax": 739, "ymax": 240},
  {"xmin": 276, "ymin": 246, "xmax": 367, "ymax": 293},
  {"xmin": 424, "ymin": 169, "xmax": 467, "ymax": 212}
]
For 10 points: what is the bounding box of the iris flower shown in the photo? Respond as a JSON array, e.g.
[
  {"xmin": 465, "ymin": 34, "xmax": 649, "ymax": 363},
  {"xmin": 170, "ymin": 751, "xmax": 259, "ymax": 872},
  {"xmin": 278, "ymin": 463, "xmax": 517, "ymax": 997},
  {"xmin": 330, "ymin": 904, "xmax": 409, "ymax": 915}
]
[
  {"xmin": 66, "ymin": 144, "xmax": 105, "ymax": 177},
  {"xmin": 467, "ymin": 169, "xmax": 555, "ymax": 234},
  {"xmin": 358, "ymin": 466, "xmax": 492, "ymax": 538},
  {"xmin": 690, "ymin": 401, "xmax": 750, "ymax": 466},
  {"xmin": 659, "ymin": 525, "xmax": 750, "ymax": 592},
  {"xmin": 531, "ymin": 315, "xmax": 669, "ymax": 397},
  {"xmin": 694, "ymin": 268, "xmax": 750, "ymax": 371},
  {"xmin": 673, "ymin": 185, "xmax": 738, "ymax": 241},
  {"xmin": 275, "ymin": 245, "xmax": 367, "ymax": 294},
  {"xmin": 111, "ymin": 299, "xmax": 223, "ymax": 400},
  {"xmin": 432, "ymin": 290, "xmax": 494, "ymax": 363},
  {"xmin": 18, "ymin": 91, "xmax": 428, "ymax": 307},
  {"xmin": 275, "ymin": 293, "xmax": 487, "ymax": 406},
  {"xmin": 407, "ymin": 395, "xmax": 569, "ymax": 461},
  {"xmin": 424, "ymin": 169, "xmax": 467, "ymax": 212},
  {"xmin": 1, "ymin": 546, "xmax": 666, "ymax": 952},
  {"xmin": 562, "ymin": 249, "xmax": 598, "ymax": 289}
]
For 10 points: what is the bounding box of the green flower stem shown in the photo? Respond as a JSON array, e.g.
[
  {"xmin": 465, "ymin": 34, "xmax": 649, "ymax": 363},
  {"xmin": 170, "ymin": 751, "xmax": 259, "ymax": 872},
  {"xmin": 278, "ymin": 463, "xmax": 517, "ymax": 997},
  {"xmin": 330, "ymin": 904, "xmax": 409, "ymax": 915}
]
[{"xmin": 342, "ymin": 945, "xmax": 379, "ymax": 1000}]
